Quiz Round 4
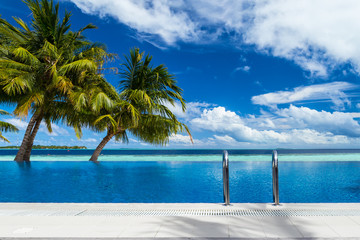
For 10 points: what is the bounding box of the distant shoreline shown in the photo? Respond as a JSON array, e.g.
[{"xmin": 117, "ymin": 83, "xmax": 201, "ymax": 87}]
[{"xmin": 0, "ymin": 145, "xmax": 87, "ymax": 149}]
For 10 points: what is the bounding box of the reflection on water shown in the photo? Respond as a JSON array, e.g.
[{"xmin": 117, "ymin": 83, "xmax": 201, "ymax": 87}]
[
  {"xmin": 16, "ymin": 161, "xmax": 31, "ymax": 169},
  {"xmin": 345, "ymin": 180, "xmax": 360, "ymax": 194}
]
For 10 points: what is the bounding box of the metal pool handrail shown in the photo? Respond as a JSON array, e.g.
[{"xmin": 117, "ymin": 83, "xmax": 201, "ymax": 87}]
[
  {"xmin": 272, "ymin": 150, "xmax": 279, "ymax": 205},
  {"xmin": 223, "ymin": 150, "xmax": 230, "ymax": 205}
]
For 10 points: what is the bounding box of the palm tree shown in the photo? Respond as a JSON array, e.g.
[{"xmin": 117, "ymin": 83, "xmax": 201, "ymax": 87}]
[
  {"xmin": 89, "ymin": 48, "xmax": 192, "ymax": 162},
  {"xmin": 0, "ymin": 0, "xmax": 114, "ymax": 161},
  {"xmin": 0, "ymin": 109, "xmax": 19, "ymax": 142}
]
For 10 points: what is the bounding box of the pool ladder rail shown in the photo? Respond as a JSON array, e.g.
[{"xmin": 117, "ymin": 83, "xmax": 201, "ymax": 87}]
[
  {"xmin": 223, "ymin": 150, "xmax": 230, "ymax": 205},
  {"xmin": 222, "ymin": 149, "xmax": 280, "ymax": 206},
  {"xmin": 272, "ymin": 150, "xmax": 279, "ymax": 205}
]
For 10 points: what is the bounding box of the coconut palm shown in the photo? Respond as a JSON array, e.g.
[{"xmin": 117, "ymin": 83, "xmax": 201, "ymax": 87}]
[
  {"xmin": 0, "ymin": 109, "xmax": 19, "ymax": 142},
  {"xmin": 0, "ymin": 0, "xmax": 114, "ymax": 161},
  {"xmin": 89, "ymin": 48, "xmax": 192, "ymax": 162}
]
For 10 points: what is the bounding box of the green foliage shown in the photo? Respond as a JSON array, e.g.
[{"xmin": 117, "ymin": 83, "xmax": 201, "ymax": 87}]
[
  {"xmin": 94, "ymin": 47, "xmax": 193, "ymax": 149},
  {"xmin": 0, "ymin": 0, "xmax": 191, "ymax": 154},
  {"xmin": 0, "ymin": 109, "xmax": 19, "ymax": 142},
  {"xmin": 0, "ymin": 0, "xmax": 116, "ymax": 147}
]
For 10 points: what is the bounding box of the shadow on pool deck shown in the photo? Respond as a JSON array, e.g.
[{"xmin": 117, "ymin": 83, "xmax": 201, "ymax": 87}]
[{"xmin": 152, "ymin": 216, "xmax": 306, "ymax": 238}]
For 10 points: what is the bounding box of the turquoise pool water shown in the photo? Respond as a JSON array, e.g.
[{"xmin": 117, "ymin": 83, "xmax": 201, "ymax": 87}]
[{"xmin": 1, "ymin": 150, "xmax": 359, "ymax": 203}]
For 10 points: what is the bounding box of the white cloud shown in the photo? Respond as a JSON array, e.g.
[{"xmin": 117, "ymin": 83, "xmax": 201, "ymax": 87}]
[
  {"xmin": 33, "ymin": 139, "xmax": 52, "ymax": 145},
  {"xmin": 165, "ymin": 101, "xmax": 215, "ymax": 120},
  {"xmin": 189, "ymin": 105, "xmax": 360, "ymax": 147},
  {"xmin": 212, "ymin": 135, "xmax": 239, "ymax": 145},
  {"xmin": 350, "ymin": 112, "xmax": 360, "ymax": 118},
  {"xmin": 191, "ymin": 106, "xmax": 288, "ymax": 143},
  {"xmin": 39, "ymin": 122, "xmax": 70, "ymax": 136},
  {"xmin": 169, "ymin": 134, "xmax": 193, "ymax": 145},
  {"xmin": 234, "ymin": 66, "xmax": 250, "ymax": 73},
  {"xmin": 81, "ymin": 138, "xmax": 98, "ymax": 143},
  {"xmin": 67, "ymin": 0, "xmax": 360, "ymax": 76},
  {"xmin": 245, "ymin": 0, "xmax": 360, "ymax": 77},
  {"xmin": 129, "ymin": 138, "xmax": 139, "ymax": 143},
  {"xmin": 276, "ymin": 105, "xmax": 360, "ymax": 137},
  {"xmin": 66, "ymin": 0, "xmax": 200, "ymax": 45},
  {"xmin": 286, "ymin": 129, "xmax": 350, "ymax": 145},
  {"xmin": 6, "ymin": 118, "xmax": 28, "ymax": 130},
  {"xmin": 251, "ymin": 82, "xmax": 356, "ymax": 109}
]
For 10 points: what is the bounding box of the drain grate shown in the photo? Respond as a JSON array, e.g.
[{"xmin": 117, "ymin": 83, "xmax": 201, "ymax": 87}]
[
  {"xmin": 77, "ymin": 208, "xmax": 360, "ymax": 217},
  {"xmin": 2, "ymin": 208, "xmax": 360, "ymax": 217}
]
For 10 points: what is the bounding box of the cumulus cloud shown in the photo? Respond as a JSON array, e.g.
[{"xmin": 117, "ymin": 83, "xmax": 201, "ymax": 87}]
[
  {"xmin": 276, "ymin": 105, "xmax": 360, "ymax": 137},
  {"xmin": 286, "ymin": 129, "xmax": 350, "ymax": 145},
  {"xmin": 245, "ymin": 0, "xmax": 360, "ymax": 77},
  {"xmin": 212, "ymin": 135, "xmax": 239, "ymax": 145},
  {"xmin": 165, "ymin": 101, "xmax": 215, "ymax": 120},
  {"xmin": 66, "ymin": 0, "xmax": 201, "ymax": 45},
  {"xmin": 66, "ymin": 0, "xmax": 360, "ymax": 76},
  {"xmin": 251, "ymin": 82, "xmax": 357, "ymax": 109},
  {"xmin": 190, "ymin": 105, "xmax": 360, "ymax": 147},
  {"xmin": 191, "ymin": 106, "xmax": 288, "ymax": 143}
]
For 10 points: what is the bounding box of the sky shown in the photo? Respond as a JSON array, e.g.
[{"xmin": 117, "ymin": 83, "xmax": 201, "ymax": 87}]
[{"xmin": 1, "ymin": 0, "xmax": 360, "ymax": 149}]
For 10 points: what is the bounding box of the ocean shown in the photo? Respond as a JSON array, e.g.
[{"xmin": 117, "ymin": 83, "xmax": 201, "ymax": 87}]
[{"xmin": 1, "ymin": 149, "xmax": 360, "ymax": 161}]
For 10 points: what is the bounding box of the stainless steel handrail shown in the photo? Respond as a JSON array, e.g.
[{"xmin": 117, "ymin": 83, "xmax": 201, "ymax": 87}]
[
  {"xmin": 223, "ymin": 150, "xmax": 230, "ymax": 205},
  {"xmin": 272, "ymin": 150, "xmax": 279, "ymax": 205}
]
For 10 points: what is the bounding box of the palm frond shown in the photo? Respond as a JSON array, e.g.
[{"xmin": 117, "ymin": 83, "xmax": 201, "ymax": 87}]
[
  {"xmin": 0, "ymin": 18, "xmax": 27, "ymax": 44},
  {"xmin": 59, "ymin": 59, "xmax": 97, "ymax": 75},
  {"xmin": 1, "ymin": 74, "xmax": 33, "ymax": 95},
  {"xmin": 52, "ymin": 76, "xmax": 73, "ymax": 95},
  {"xmin": 44, "ymin": 117, "xmax": 52, "ymax": 133},
  {"xmin": 0, "ymin": 59, "xmax": 33, "ymax": 72},
  {"xmin": 69, "ymin": 91, "xmax": 87, "ymax": 111},
  {"xmin": 114, "ymin": 130, "xmax": 128, "ymax": 143},
  {"xmin": 14, "ymin": 92, "xmax": 44, "ymax": 116},
  {"xmin": 73, "ymin": 124, "xmax": 83, "ymax": 139},
  {"xmin": 91, "ymin": 91, "xmax": 114, "ymax": 113},
  {"xmin": 0, "ymin": 120, "xmax": 19, "ymax": 132},
  {"xmin": 0, "ymin": 109, "xmax": 10, "ymax": 115},
  {"xmin": 13, "ymin": 47, "xmax": 40, "ymax": 65},
  {"xmin": 94, "ymin": 114, "xmax": 118, "ymax": 131},
  {"xmin": 0, "ymin": 133, "xmax": 10, "ymax": 143}
]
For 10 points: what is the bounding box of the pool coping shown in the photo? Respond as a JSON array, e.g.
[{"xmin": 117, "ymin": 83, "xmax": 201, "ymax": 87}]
[{"xmin": 1, "ymin": 203, "xmax": 360, "ymax": 239}]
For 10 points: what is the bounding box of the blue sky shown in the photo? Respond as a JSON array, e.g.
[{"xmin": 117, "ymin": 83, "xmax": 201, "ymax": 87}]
[{"xmin": 1, "ymin": 0, "xmax": 360, "ymax": 149}]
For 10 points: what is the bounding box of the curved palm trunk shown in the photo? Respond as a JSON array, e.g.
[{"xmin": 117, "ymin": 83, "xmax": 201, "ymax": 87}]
[
  {"xmin": 22, "ymin": 117, "xmax": 42, "ymax": 161},
  {"xmin": 14, "ymin": 113, "xmax": 42, "ymax": 162},
  {"xmin": 89, "ymin": 132, "xmax": 115, "ymax": 162}
]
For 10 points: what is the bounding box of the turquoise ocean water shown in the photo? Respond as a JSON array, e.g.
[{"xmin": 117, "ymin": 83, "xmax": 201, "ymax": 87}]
[{"xmin": 1, "ymin": 149, "xmax": 360, "ymax": 161}]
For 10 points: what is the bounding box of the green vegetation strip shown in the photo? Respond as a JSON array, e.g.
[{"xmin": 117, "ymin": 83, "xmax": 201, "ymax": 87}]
[{"xmin": 0, "ymin": 145, "xmax": 87, "ymax": 149}]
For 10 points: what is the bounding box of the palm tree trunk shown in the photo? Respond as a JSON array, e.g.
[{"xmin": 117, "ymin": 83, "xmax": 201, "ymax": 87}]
[
  {"xmin": 89, "ymin": 132, "xmax": 115, "ymax": 162},
  {"xmin": 22, "ymin": 117, "xmax": 42, "ymax": 161},
  {"xmin": 14, "ymin": 113, "xmax": 41, "ymax": 162}
]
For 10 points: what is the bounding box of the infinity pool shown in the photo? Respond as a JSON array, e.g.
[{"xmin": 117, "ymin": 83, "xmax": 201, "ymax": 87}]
[{"xmin": 0, "ymin": 161, "xmax": 359, "ymax": 203}]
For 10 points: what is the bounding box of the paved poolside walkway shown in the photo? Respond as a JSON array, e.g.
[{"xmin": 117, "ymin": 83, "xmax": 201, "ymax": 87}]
[{"xmin": 1, "ymin": 203, "xmax": 360, "ymax": 239}]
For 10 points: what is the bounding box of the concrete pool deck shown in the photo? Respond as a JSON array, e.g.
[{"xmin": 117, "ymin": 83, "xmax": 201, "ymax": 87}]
[{"xmin": 1, "ymin": 203, "xmax": 360, "ymax": 239}]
